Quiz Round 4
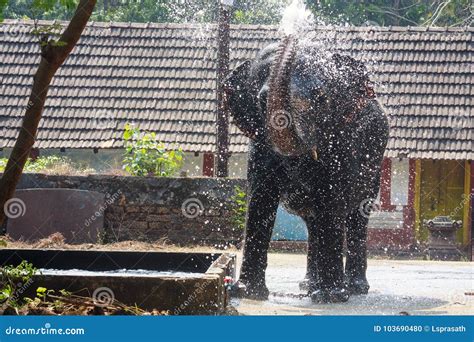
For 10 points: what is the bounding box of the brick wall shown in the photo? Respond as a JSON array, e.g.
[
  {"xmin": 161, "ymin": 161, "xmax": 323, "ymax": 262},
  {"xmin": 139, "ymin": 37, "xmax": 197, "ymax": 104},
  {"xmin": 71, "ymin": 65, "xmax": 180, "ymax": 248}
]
[{"xmin": 13, "ymin": 174, "xmax": 246, "ymax": 246}]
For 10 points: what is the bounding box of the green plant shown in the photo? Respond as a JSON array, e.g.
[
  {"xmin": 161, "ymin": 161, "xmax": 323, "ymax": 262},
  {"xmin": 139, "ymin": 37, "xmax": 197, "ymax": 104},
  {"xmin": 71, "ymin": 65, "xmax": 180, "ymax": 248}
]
[
  {"xmin": 25, "ymin": 287, "xmax": 67, "ymax": 313},
  {"xmin": 0, "ymin": 263, "xmax": 158, "ymax": 315},
  {"xmin": 35, "ymin": 286, "xmax": 50, "ymax": 301},
  {"xmin": 4, "ymin": 0, "xmax": 471, "ymax": 27},
  {"xmin": 0, "ymin": 260, "xmax": 37, "ymax": 309},
  {"xmin": 0, "ymin": 156, "xmax": 95, "ymax": 175},
  {"xmin": 24, "ymin": 155, "xmax": 65, "ymax": 172},
  {"xmin": 122, "ymin": 123, "xmax": 184, "ymax": 177},
  {"xmin": 0, "ymin": 158, "xmax": 7, "ymax": 172},
  {"xmin": 230, "ymin": 185, "xmax": 247, "ymax": 231},
  {"xmin": 1, "ymin": 260, "xmax": 36, "ymax": 287}
]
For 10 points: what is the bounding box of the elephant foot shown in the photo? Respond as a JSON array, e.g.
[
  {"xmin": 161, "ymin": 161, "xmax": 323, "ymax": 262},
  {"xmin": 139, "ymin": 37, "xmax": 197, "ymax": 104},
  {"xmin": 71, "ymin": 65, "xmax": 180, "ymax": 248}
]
[
  {"xmin": 299, "ymin": 278, "xmax": 309, "ymax": 291},
  {"xmin": 299, "ymin": 277, "xmax": 321, "ymax": 293},
  {"xmin": 310, "ymin": 287, "xmax": 349, "ymax": 303},
  {"xmin": 346, "ymin": 276, "xmax": 370, "ymax": 295},
  {"xmin": 229, "ymin": 280, "xmax": 269, "ymax": 300}
]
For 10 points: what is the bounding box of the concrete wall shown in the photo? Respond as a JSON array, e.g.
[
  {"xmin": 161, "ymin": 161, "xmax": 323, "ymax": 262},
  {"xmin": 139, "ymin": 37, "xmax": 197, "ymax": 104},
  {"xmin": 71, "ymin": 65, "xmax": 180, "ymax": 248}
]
[{"xmin": 12, "ymin": 174, "xmax": 246, "ymax": 246}]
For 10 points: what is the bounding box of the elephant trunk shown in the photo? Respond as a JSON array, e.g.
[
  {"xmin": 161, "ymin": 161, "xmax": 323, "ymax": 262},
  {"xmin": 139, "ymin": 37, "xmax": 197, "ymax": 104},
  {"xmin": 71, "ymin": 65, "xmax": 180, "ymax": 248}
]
[{"xmin": 266, "ymin": 35, "xmax": 304, "ymax": 156}]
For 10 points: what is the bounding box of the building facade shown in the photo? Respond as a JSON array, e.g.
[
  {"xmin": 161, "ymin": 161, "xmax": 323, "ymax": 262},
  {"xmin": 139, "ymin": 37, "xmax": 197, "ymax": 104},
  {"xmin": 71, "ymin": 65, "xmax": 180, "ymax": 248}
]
[{"xmin": 0, "ymin": 21, "xmax": 472, "ymax": 251}]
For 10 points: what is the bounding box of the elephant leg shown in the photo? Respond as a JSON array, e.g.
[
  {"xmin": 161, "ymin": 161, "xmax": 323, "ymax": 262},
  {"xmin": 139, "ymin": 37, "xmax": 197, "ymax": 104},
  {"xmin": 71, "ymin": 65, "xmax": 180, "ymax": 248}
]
[
  {"xmin": 345, "ymin": 208, "xmax": 370, "ymax": 295},
  {"xmin": 299, "ymin": 218, "xmax": 320, "ymax": 292},
  {"xmin": 237, "ymin": 176, "xmax": 280, "ymax": 300},
  {"xmin": 310, "ymin": 213, "xmax": 349, "ymax": 303}
]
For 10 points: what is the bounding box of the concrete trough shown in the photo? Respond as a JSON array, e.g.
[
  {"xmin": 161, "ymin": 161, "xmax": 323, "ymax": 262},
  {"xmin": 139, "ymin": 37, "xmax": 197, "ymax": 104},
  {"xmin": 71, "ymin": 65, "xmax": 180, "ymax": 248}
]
[{"xmin": 0, "ymin": 249, "xmax": 236, "ymax": 314}]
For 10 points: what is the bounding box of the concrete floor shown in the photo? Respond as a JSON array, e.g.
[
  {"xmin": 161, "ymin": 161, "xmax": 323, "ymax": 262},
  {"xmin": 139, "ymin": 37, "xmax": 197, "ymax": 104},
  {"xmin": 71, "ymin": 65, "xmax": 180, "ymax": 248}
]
[{"xmin": 232, "ymin": 253, "xmax": 474, "ymax": 315}]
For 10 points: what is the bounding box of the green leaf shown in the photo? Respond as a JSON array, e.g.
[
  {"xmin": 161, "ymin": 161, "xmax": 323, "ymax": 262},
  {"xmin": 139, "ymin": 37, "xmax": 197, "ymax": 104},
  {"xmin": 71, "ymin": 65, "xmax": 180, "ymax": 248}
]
[
  {"xmin": 32, "ymin": 0, "xmax": 57, "ymax": 12},
  {"xmin": 121, "ymin": 122, "xmax": 183, "ymax": 177},
  {"xmin": 59, "ymin": 0, "xmax": 77, "ymax": 10},
  {"xmin": 59, "ymin": 289, "xmax": 72, "ymax": 297},
  {"xmin": 50, "ymin": 40, "xmax": 67, "ymax": 47},
  {"xmin": 123, "ymin": 128, "xmax": 132, "ymax": 141},
  {"xmin": 36, "ymin": 287, "xmax": 47, "ymax": 294}
]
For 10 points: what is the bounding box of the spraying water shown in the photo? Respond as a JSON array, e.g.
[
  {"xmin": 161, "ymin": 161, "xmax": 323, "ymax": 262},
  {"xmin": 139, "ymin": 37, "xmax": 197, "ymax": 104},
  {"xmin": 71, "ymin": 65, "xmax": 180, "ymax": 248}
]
[
  {"xmin": 278, "ymin": 0, "xmax": 359, "ymax": 55},
  {"xmin": 279, "ymin": 0, "xmax": 315, "ymax": 36}
]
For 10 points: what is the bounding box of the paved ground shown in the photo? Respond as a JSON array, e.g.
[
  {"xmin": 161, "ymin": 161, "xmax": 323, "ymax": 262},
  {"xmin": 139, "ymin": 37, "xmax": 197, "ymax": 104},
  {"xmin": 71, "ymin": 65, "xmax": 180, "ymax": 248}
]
[{"xmin": 232, "ymin": 253, "xmax": 473, "ymax": 315}]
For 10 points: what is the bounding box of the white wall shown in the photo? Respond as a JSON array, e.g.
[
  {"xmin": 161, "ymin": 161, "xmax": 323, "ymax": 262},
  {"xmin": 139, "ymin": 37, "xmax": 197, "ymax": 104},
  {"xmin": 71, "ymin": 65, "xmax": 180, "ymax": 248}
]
[
  {"xmin": 390, "ymin": 158, "xmax": 409, "ymax": 206},
  {"xmin": 0, "ymin": 148, "xmax": 249, "ymax": 178},
  {"xmin": 228, "ymin": 153, "xmax": 248, "ymax": 178},
  {"xmin": 181, "ymin": 152, "xmax": 204, "ymax": 177}
]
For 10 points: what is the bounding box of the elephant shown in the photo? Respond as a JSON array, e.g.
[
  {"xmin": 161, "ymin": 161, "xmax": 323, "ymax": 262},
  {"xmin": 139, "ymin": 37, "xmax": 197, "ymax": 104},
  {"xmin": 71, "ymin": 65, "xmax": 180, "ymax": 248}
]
[{"xmin": 224, "ymin": 35, "xmax": 389, "ymax": 303}]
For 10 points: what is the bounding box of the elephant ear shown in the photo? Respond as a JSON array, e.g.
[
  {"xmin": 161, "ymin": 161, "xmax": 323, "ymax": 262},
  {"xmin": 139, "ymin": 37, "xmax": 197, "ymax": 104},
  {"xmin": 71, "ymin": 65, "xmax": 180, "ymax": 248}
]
[
  {"xmin": 332, "ymin": 53, "xmax": 376, "ymax": 99},
  {"xmin": 224, "ymin": 61, "xmax": 264, "ymax": 141}
]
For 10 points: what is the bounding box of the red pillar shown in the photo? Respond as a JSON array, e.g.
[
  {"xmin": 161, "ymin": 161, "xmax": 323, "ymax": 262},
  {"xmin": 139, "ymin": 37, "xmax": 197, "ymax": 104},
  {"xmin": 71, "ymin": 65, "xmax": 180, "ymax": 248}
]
[
  {"xmin": 379, "ymin": 158, "xmax": 391, "ymax": 210},
  {"xmin": 203, "ymin": 153, "xmax": 215, "ymax": 177},
  {"xmin": 470, "ymin": 161, "xmax": 473, "ymax": 260},
  {"xmin": 405, "ymin": 158, "xmax": 417, "ymax": 245}
]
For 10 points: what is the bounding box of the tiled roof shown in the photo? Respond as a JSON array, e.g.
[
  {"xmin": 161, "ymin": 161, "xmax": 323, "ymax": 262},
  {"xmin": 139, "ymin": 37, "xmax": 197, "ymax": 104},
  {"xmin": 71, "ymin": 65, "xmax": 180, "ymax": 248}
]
[{"xmin": 0, "ymin": 20, "xmax": 472, "ymax": 160}]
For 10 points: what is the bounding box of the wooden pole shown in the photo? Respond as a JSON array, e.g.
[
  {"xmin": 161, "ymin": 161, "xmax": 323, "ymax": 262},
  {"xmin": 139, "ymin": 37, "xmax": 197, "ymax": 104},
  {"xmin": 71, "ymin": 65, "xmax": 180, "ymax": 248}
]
[{"xmin": 215, "ymin": 1, "xmax": 231, "ymax": 177}]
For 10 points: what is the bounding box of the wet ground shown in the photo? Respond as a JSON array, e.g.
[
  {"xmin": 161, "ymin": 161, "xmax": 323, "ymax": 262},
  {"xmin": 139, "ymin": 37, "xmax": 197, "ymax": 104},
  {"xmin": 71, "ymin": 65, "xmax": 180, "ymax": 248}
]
[{"xmin": 232, "ymin": 253, "xmax": 473, "ymax": 315}]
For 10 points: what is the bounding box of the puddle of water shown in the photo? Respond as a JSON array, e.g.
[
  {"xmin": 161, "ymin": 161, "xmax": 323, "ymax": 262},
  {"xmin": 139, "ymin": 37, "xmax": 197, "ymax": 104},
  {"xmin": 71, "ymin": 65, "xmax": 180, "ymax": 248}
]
[{"xmin": 39, "ymin": 268, "xmax": 205, "ymax": 278}]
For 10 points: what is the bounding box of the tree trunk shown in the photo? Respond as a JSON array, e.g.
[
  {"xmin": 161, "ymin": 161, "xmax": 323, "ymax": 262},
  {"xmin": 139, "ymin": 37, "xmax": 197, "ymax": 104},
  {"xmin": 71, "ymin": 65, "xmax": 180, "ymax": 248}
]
[{"xmin": 0, "ymin": 0, "xmax": 97, "ymax": 226}]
